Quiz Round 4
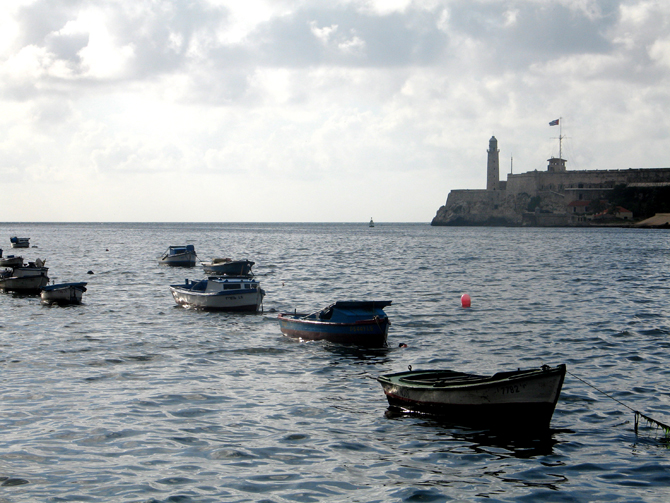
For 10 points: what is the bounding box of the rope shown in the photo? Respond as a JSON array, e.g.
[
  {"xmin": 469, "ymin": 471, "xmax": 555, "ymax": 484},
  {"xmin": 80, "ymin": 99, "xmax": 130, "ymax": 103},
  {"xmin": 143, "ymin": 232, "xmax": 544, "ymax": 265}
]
[{"xmin": 567, "ymin": 370, "xmax": 670, "ymax": 436}]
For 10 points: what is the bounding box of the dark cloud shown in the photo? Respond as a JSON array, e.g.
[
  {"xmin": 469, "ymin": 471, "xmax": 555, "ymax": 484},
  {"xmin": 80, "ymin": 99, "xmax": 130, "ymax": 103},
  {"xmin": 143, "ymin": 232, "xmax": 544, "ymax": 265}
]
[
  {"xmin": 446, "ymin": 2, "xmax": 617, "ymax": 70},
  {"xmin": 120, "ymin": 2, "xmax": 231, "ymax": 77},
  {"xmin": 15, "ymin": 0, "xmax": 87, "ymax": 48},
  {"xmin": 246, "ymin": 7, "xmax": 449, "ymax": 67},
  {"xmin": 12, "ymin": 0, "xmax": 231, "ymax": 78},
  {"xmin": 45, "ymin": 32, "xmax": 89, "ymax": 64},
  {"xmin": 3, "ymin": 0, "xmax": 665, "ymax": 104}
]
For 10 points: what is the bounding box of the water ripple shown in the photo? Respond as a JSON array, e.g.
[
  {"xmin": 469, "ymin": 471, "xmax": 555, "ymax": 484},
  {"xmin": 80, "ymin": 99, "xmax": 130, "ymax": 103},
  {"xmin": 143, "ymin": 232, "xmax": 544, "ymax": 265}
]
[{"xmin": 0, "ymin": 223, "xmax": 669, "ymax": 502}]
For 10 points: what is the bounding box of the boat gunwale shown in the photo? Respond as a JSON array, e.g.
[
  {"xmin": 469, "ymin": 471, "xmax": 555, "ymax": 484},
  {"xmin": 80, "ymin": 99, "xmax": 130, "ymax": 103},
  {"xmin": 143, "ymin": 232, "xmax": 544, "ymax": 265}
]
[
  {"xmin": 169, "ymin": 286, "xmax": 262, "ymax": 298},
  {"xmin": 378, "ymin": 364, "xmax": 566, "ymax": 390},
  {"xmin": 41, "ymin": 282, "xmax": 88, "ymax": 292},
  {"xmin": 278, "ymin": 313, "xmax": 389, "ymax": 328}
]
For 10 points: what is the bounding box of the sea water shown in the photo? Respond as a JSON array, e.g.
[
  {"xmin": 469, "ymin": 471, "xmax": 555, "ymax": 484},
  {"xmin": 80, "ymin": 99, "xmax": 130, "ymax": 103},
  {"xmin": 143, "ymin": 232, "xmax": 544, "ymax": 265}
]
[{"xmin": 0, "ymin": 222, "xmax": 669, "ymax": 502}]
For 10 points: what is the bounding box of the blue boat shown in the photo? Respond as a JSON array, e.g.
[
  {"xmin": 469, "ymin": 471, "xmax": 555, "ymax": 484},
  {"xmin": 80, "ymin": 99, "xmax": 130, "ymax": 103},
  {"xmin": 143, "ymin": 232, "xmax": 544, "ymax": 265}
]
[
  {"xmin": 159, "ymin": 245, "xmax": 197, "ymax": 267},
  {"xmin": 278, "ymin": 300, "xmax": 392, "ymax": 347},
  {"xmin": 10, "ymin": 237, "xmax": 30, "ymax": 248}
]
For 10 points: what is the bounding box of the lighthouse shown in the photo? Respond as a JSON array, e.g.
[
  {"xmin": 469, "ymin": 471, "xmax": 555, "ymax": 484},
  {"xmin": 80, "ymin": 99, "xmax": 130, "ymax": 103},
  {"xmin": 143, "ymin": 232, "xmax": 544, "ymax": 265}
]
[{"xmin": 487, "ymin": 136, "xmax": 500, "ymax": 191}]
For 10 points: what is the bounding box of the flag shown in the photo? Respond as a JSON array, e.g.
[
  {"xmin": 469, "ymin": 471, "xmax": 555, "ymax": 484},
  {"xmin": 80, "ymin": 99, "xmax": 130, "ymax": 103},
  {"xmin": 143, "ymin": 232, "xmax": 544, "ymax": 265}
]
[{"xmin": 549, "ymin": 119, "xmax": 559, "ymax": 126}]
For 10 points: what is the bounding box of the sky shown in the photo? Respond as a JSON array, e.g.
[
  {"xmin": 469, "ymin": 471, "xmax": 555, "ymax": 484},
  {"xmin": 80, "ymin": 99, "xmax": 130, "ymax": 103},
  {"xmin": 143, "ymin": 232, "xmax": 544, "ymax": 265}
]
[{"xmin": 1, "ymin": 0, "xmax": 669, "ymax": 222}]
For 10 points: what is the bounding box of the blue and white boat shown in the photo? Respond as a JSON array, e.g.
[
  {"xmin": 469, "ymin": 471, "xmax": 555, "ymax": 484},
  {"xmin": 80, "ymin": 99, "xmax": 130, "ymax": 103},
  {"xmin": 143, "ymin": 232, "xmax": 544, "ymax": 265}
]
[
  {"xmin": 278, "ymin": 300, "xmax": 392, "ymax": 346},
  {"xmin": 159, "ymin": 245, "xmax": 197, "ymax": 267},
  {"xmin": 169, "ymin": 276, "xmax": 264, "ymax": 312},
  {"xmin": 10, "ymin": 237, "xmax": 30, "ymax": 248},
  {"xmin": 41, "ymin": 282, "xmax": 88, "ymax": 305}
]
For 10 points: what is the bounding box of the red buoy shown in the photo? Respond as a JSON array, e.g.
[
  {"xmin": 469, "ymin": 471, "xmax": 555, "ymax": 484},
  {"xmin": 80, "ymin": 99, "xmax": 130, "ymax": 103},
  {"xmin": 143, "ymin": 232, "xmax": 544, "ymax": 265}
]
[{"xmin": 461, "ymin": 294, "xmax": 471, "ymax": 308}]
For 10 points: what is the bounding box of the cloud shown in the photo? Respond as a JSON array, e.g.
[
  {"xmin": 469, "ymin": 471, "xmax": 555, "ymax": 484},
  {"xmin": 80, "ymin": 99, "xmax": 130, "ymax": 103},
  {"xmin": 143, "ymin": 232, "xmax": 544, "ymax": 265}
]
[{"xmin": 0, "ymin": 0, "xmax": 669, "ymax": 222}]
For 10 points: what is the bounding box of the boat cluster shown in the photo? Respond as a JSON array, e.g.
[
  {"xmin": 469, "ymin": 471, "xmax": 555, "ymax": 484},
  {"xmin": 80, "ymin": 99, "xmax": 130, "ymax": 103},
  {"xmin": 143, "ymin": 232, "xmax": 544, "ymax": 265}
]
[
  {"xmin": 160, "ymin": 244, "xmax": 394, "ymax": 346},
  {"xmin": 0, "ymin": 239, "xmax": 87, "ymax": 305},
  {"xmin": 0, "ymin": 236, "xmax": 568, "ymax": 430},
  {"xmin": 160, "ymin": 245, "xmax": 264, "ymax": 313},
  {"xmin": 160, "ymin": 243, "xmax": 567, "ymax": 431}
]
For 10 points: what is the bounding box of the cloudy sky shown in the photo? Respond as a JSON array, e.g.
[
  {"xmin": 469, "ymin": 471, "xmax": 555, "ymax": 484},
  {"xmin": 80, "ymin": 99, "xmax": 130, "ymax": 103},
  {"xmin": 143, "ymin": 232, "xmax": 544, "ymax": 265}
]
[{"xmin": 1, "ymin": 0, "xmax": 669, "ymax": 222}]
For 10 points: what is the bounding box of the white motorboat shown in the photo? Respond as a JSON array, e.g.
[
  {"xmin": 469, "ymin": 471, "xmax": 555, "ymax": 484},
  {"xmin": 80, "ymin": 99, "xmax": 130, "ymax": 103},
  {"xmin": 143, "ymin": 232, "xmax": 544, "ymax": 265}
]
[
  {"xmin": 159, "ymin": 245, "xmax": 197, "ymax": 267},
  {"xmin": 10, "ymin": 237, "xmax": 30, "ymax": 248},
  {"xmin": 41, "ymin": 282, "xmax": 87, "ymax": 305},
  {"xmin": 169, "ymin": 276, "xmax": 264, "ymax": 312}
]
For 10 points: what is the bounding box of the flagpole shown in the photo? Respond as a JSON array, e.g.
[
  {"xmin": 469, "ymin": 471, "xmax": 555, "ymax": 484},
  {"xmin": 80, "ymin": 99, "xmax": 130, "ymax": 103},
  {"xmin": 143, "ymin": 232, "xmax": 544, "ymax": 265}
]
[{"xmin": 559, "ymin": 117, "xmax": 563, "ymax": 160}]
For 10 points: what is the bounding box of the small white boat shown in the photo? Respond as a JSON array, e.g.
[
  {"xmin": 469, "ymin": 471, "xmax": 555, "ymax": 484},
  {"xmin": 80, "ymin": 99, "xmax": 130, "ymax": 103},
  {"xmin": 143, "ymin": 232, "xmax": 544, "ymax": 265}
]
[
  {"xmin": 169, "ymin": 276, "xmax": 264, "ymax": 312},
  {"xmin": 159, "ymin": 245, "xmax": 197, "ymax": 267},
  {"xmin": 10, "ymin": 237, "xmax": 30, "ymax": 248},
  {"xmin": 0, "ymin": 249, "xmax": 23, "ymax": 268},
  {"xmin": 41, "ymin": 282, "xmax": 87, "ymax": 305},
  {"xmin": 369, "ymin": 218, "xmax": 374, "ymax": 227}
]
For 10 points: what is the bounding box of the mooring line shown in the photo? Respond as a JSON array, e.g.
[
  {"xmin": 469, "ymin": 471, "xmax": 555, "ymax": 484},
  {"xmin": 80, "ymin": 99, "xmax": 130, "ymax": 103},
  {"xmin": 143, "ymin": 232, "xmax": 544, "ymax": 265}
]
[{"xmin": 567, "ymin": 370, "xmax": 670, "ymax": 435}]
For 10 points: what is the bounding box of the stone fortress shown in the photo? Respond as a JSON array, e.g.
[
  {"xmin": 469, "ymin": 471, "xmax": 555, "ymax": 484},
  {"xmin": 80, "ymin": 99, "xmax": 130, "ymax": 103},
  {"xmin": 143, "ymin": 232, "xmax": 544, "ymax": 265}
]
[{"xmin": 431, "ymin": 136, "xmax": 670, "ymax": 226}]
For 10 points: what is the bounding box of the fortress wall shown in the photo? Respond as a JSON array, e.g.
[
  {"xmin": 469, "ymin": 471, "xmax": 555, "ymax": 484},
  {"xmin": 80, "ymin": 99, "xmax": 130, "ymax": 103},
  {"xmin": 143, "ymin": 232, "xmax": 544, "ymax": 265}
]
[
  {"xmin": 506, "ymin": 172, "xmax": 541, "ymax": 195},
  {"xmin": 446, "ymin": 189, "xmax": 503, "ymax": 207},
  {"xmin": 505, "ymin": 168, "xmax": 670, "ymax": 197}
]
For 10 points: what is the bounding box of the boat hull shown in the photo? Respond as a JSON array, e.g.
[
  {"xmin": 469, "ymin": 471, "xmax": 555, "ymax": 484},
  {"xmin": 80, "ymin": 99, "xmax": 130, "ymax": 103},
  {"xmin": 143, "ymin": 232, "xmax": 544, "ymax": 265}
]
[
  {"xmin": 159, "ymin": 252, "xmax": 197, "ymax": 267},
  {"xmin": 278, "ymin": 316, "xmax": 389, "ymax": 347},
  {"xmin": 170, "ymin": 286, "xmax": 263, "ymax": 312},
  {"xmin": 41, "ymin": 283, "xmax": 87, "ymax": 305},
  {"xmin": 0, "ymin": 274, "xmax": 49, "ymax": 293},
  {"xmin": 377, "ymin": 364, "xmax": 566, "ymax": 430}
]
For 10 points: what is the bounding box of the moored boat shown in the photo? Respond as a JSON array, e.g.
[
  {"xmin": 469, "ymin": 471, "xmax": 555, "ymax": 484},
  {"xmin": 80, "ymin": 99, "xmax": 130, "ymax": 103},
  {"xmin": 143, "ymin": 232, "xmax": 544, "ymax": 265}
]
[
  {"xmin": 0, "ymin": 268, "xmax": 49, "ymax": 294},
  {"xmin": 0, "ymin": 249, "xmax": 23, "ymax": 268},
  {"xmin": 11, "ymin": 259, "xmax": 47, "ymax": 277},
  {"xmin": 159, "ymin": 245, "xmax": 197, "ymax": 267},
  {"xmin": 41, "ymin": 282, "xmax": 88, "ymax": 305},
  {"xmin": 169, "ymin": 276, "xmax": 264, "ymax": 312},
  {"xmin": 10, "ymin": 237, "xmax": 30, "ymax": 248},
  {"xmin": 201, "ymin": 258, "xmax": 255, "ymax": 276},
  {"xmin": 278, "ymin": 300, "xmax": 392, "ymax": 347},
  {"xmin": 377, "ymin": 364, "xmax": 566, "ymax": 431}
]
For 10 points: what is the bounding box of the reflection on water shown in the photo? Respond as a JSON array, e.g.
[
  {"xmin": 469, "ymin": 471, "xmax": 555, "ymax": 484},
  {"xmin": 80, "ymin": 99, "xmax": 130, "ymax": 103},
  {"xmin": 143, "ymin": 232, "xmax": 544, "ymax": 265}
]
[{"xmin": 384, "ymin": 409, "xmax": 565, "ymax": 459}]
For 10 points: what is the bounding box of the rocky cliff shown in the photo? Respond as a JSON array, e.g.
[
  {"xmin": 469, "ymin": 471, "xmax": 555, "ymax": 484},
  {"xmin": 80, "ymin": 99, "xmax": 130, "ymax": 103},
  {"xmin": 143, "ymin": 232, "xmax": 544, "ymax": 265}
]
[{"xmin": 431, "ymin": 189, "xmax": 530, "ymax": 226}]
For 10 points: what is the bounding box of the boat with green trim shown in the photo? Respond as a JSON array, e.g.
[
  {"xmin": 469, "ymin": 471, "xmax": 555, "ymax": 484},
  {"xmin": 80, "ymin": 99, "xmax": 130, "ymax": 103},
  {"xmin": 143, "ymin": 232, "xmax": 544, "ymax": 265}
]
[{"xmin": 377, "ymin": 364, "xmax": 566, "ymax": 430}]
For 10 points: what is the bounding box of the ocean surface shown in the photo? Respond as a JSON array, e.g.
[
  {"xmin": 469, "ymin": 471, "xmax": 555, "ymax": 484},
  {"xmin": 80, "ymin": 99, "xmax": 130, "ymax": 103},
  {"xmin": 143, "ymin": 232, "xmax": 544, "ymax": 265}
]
[{"xmin": 0, "ymin": 222, "xmax": 669, "ymax": 503}]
